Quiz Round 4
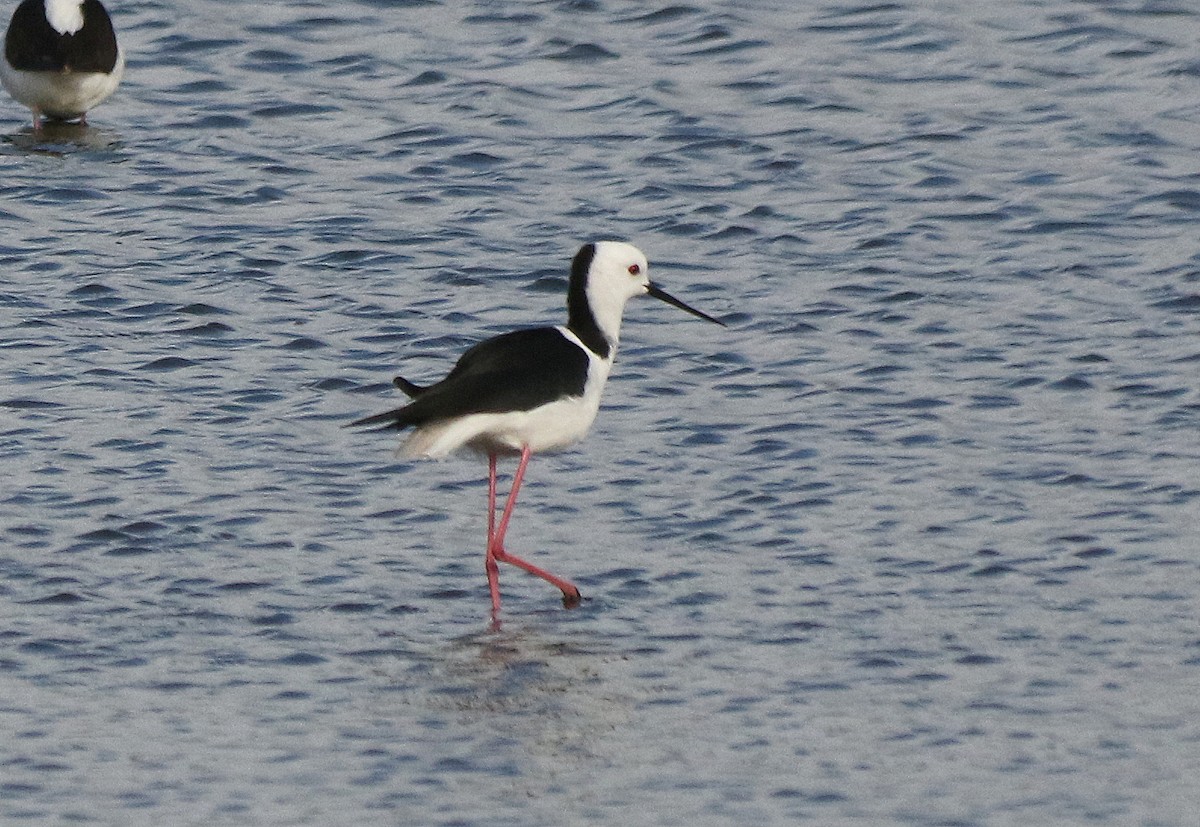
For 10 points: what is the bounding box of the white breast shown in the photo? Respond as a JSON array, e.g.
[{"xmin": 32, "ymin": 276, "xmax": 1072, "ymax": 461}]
[{"xmin": 0, "ymin": 47, "xmax": 124, "ymax": 118}]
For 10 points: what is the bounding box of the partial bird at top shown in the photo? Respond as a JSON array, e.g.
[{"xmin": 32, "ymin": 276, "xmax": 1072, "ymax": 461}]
[{"xmin": 1, "ymin": 0, "xmax": 124, "ymax": 130}]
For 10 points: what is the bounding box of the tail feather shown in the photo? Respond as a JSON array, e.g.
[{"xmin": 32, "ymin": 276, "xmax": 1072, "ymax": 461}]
[
  {"xmin": 393, "ymin": 376, "xmax": 427, "ymax": 397},
  {"xmin": 347, "ymin": 374, "xmax": 426, "ymax": 430},
  {"xmin": 346, "ymin": 406, "xmax": 410, "ymax": 430}
]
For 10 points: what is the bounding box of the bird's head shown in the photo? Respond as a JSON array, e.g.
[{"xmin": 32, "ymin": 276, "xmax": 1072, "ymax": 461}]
[{"xmin": 589, "ymin": 240, "xmax": 725, "ymax": 325}]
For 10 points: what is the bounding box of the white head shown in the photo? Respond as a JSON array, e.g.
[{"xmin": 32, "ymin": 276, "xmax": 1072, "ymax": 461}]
[
  {"xmin": 584, "ymin": 241, "xmax": 651, "ymax": 330},
  {"xmin": 45, "ymin": 0, "xmax": 86, "ymax": 35},
  {"xmin": 567, "ymin": 241, "xmax": 724, "ymax": 359}
]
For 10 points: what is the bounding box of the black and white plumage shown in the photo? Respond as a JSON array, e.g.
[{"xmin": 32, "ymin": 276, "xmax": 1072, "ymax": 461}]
[
  {"xmin": 1, "ymin": 0, "xmax": 124, "ymax": 128},
  {"xmin": 349, "ymin": 241, "xmax": 725, "ymax": 620}
]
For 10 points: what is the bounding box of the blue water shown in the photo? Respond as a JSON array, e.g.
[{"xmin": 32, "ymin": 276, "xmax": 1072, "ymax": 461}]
[{"xmin": 3, "ymin": 1, "xmax": 1199, "ymax": 824}]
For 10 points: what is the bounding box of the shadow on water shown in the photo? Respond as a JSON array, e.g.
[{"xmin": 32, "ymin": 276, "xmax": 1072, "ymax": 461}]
[
  {"xmin": 319, "ymin": 620, "xmax": 639, "ymax": 818},
  {"xmin": 440, "ymin": 621, "xmax": 613, "ymax": 703},
  {"xmin": 2, "ymin": 121, "xmax": 123, "ymax": 156},
  {"xmin": 422, "ymin": 623, "xmax": 628, "ymax": 754}
]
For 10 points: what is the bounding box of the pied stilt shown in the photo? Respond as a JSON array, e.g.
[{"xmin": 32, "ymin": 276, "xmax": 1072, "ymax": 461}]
[
  {"xmin": 1, "ymin": 0, "xmax": 124, "ymax": 130},
  {"xmin": 349, "ymin": 241, "xmax": 724, "ymax": 620}
]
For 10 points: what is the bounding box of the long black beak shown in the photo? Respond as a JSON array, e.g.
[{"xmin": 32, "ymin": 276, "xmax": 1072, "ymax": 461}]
[{"xmin": 647, "ymin": 283, "xmax": 726, "ymax": 327}]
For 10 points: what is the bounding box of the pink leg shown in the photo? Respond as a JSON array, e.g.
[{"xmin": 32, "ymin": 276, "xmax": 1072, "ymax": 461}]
[
  {"xmin": 489, "ymin": 447, "xmax": 582, "ymax": 609},
  {"xmin": 490, "ymin": 447, "xmax": 530, "ymax": 552},
  {"xmin": 487, "ymin": 453, "xmax": 498, "ymax": 544},
  {"xmin": 485, "ymin": 453, "xmax": 501, "ymax": 618}
]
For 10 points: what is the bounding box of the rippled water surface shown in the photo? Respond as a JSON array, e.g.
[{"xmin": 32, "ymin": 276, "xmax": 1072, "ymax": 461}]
[{"xmin": 3, "ymin": 1, "xmax": 1200, "ymax": 824}]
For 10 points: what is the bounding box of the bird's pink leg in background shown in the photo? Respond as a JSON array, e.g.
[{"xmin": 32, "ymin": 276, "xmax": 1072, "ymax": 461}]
[
  {"xmin": 488, "ymin": 446, "xmax": 582, "ymax": 609},
  {"xmin": 485, "ymin": 453, "xmax": 502, "ymax": 617}
]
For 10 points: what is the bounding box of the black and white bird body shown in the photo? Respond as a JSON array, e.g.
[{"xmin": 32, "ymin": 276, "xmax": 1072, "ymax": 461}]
[
  {"xmin": 1, "ymin": 0, "xmax": 124, "ymax": 128},
  {"xmin": 350, "ymin": 241, "xmax": 724, "ymax": 620},
  {"xmin": 384, "ymin": 324, "xmax": 612, "ymax": 459}
]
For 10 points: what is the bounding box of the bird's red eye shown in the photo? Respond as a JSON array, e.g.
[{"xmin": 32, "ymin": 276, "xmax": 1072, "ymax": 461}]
[{"xmin": 628, "ymin": 264, "xmax": 641, "ymax": 275}]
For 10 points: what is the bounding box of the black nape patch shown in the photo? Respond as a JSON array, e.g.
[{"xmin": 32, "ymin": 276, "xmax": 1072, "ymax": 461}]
[{"xmin": 567, "ymin": 243, "xmax": 611, "ymax": 359}]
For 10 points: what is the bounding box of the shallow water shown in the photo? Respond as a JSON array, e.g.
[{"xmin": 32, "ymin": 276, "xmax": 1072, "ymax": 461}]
[{"xmin": 2, "ymin": 1, "xmax": 1199, "ymax": 824}]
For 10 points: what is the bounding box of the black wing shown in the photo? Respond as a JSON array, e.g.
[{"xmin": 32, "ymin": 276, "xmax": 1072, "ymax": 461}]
[
  {"xmin": 348, "ymin": 327, "xmax": 589, "ymax": 431},
  {"xmin": 6, "ymin": 0, "xmax": 121, "ymax": 74}
]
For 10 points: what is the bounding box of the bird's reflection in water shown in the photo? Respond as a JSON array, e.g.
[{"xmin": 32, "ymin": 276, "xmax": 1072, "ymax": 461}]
[
  {"xmin": 4, "ymin": 120, "xmax": 122, "ymax": 154},
  {"xmin": 419, "ymin": 624, "xmax": 630, "ymax": 768}
]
